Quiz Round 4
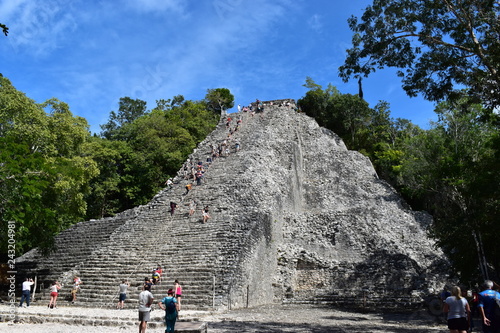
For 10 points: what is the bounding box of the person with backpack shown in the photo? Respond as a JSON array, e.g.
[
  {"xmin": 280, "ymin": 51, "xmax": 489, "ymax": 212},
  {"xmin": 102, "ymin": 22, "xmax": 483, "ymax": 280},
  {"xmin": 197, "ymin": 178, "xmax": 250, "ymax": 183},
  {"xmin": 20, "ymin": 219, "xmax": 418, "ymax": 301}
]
[
  {"xmin": 158, "ymin": 288, "xmax": 179, "ymax": 333},
  {"xmin": 478, "ymin": 280, "xmax": 500, "ymax": 333}
]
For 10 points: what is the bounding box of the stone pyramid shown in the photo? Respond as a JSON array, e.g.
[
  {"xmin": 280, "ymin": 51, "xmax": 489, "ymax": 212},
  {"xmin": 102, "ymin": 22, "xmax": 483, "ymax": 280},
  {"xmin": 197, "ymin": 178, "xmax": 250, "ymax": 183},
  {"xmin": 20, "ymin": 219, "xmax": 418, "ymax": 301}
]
[{"xmin": 16, "ymin": 100, "xmax": 448, "ymax": 310}]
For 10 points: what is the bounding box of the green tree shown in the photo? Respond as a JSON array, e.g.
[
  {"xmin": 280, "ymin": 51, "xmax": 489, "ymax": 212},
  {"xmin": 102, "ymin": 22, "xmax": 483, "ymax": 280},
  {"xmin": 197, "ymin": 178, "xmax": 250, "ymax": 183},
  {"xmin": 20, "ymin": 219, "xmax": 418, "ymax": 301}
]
[
  {"xmin": 83, "ymin": 137, "xmax": 131, "ymax": 218},
  {"xmin": 42, "ymin": 98, "xmax": 90, "ymax": 156},
  {"xmin": 162, "ymin": 99, "xmax": 220, "ymax": 143},
  {"xmin": 85, "ymin": 96, "xmax": 219, "ymax": 219},
  {"xmin": 298, "ymin": 78, "xmax": 371, "ymax": 149},
  {"xmin": 329, "ymin": 93, "xmax": 371, "ymax": 148},
  {"xmin": 373, "ymin": 118, "xmax": 423, "ymax": 184},
  {"xmin": 204, "ymin": 88, "xmax": 234, "ymax": 115},
  {"xmin": 0, "ymin": 23, "xmax": 7, "ymax": 36},
  {"xmin": 0, "ymin": 77, "xmax": 98, "ymax": 255},
  {"xmin": 396, "ymin": 99, "xmax": 499, "ymax": 281},
  {"xmin": 298, "ymin": 77, "xmax": 339, "ymax": 124},
  {"xmin": 339, "ymin": 0, "xmax": 500, "ymax": 110},
  {"xmin": 100, "ymin": 97, "xmax": 147, "ymax": 140}
]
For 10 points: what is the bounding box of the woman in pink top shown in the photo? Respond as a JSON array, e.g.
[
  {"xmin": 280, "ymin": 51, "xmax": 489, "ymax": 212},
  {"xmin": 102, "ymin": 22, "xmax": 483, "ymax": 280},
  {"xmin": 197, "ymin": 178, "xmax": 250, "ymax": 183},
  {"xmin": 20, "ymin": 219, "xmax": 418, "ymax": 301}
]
[{"xmin": 174, "ymin": 279, "xmax": 182, "ymax": 310}]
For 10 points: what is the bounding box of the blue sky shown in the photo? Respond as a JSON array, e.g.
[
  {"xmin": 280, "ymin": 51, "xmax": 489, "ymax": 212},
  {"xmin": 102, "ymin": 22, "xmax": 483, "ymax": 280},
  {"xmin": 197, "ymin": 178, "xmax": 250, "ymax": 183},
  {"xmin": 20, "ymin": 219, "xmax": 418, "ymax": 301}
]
[{"xmin": 1, "ymin": 0, "xmax": 438, "ymax": 134}]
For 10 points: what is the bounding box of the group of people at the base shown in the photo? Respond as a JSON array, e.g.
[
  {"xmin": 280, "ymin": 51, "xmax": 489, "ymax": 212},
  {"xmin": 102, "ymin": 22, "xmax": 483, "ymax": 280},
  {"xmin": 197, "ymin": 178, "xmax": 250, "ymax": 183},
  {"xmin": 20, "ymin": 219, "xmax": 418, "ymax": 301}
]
[
  {"xmin": 443, "ymin": 280, "xmax": 500, "ymax": 333},
  {"xmin": 138, "ymin": 279, "xmax": 182, "ymax": 333},
  {"xmin": 18, "ymin": 276, "xmax": 82, "ymax": 309}
]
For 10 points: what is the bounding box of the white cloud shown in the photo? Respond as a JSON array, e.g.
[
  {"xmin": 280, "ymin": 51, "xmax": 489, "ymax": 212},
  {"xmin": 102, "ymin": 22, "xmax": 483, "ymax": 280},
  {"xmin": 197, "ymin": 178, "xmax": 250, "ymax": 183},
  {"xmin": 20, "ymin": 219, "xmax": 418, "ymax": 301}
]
[
  {"xmin": 2, "ymin": 0, "xmax": 78, "ymax": 56},
  {"xmin": 308, "ymin": 14, "xmax": 322, "ymax": 32},
  {"xmin": 123, "ymin": 0, "xmax": 184, "ymax": 13}
]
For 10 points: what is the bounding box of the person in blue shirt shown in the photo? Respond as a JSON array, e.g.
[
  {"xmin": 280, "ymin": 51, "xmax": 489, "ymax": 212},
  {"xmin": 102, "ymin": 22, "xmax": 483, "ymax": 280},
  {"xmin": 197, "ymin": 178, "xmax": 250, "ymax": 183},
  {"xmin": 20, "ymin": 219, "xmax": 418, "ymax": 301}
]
[
  {"xmin": 478, "ymin": 280, "xmax": 500, "ymax": 333},
  {"xmin": 158, "ymin": 288, "xmax": 179, "ymax": 333}
]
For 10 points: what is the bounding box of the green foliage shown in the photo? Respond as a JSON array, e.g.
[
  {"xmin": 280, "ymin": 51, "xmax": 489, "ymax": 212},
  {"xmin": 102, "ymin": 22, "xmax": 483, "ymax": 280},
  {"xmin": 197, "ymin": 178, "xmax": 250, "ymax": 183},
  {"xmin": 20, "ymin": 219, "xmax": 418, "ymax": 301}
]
[
  {"xmin": 100, "ymin": 97, "xmax": 147, "ymax": 140},
  {"xmin": 0, "ymin": 23, "xmax": 7, "ymax": 36},
  {"xmin": 298, "ymin": 78, "xmax": 372, "ymax": 149},
  {"xmin": 82, "ymin": 137, "xmax": 130, "ymax": 218},
  {"xmin": 88, "ymin": 95, "xmax": 219, "ymax": 219},
  {"xmin": 396, "ymin": 100, "xmax": 499, "ymax": 281},
  {"xmin": 299, "ymin": 77, "xmax": 499, "ymax": 282},
  {"xmin": 1, "ymin": 75, "xmax": 222, "ymax": 257},
  {"xmin": 204, "ymin": 88, "xmax": 235, "ymax": 114},
  {"xmin": 0, "ymin": 77, "xmax": 97, "ymax": 256},
  {"xmin": 339, "ymin": 0, "xmax": 500, "ymax": 110}
]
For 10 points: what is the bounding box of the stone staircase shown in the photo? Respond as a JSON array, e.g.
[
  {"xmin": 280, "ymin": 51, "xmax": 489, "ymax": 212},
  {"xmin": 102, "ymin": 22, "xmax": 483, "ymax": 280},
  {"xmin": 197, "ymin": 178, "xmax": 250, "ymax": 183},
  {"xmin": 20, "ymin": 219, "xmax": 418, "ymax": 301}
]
[
  {"xmin": 14, "ymin": 99, "xmax": 449, "ymax": 316},
  {"xmin": 15, "ymin": 104, "xmax": 273, "ymax": 310}
]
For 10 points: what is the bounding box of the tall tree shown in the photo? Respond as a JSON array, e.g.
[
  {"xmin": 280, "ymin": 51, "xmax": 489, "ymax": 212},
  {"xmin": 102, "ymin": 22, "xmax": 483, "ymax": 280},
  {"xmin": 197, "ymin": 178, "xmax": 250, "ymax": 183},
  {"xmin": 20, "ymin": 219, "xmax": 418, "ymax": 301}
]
[
  {"xmin": 396, "ymin": 99, "xmax": 499, "ymax": 281},
  {"xmin": 85, "ymin": 96, "xmax": 219, "ymax": 219},
  {"xmin": 339, "ymin": 0, "xmax": 500, "ymax": 110},
  {"xmin": 204, "ymin": 88, "xmax": 234, "ymax": 115},
  {"xmin": 298, "ymin": 78, "xmax": 371, "ymax": 149},
  {"xmin": 100, "ymin": 97, "xmax": 147, "ymax": 140},
  {"xmin": 83, "ymin": 137, "xmax": 131, "ymax": 219},
  {"xmin": 0, "ymin": 77, "xmax": 97, "ymax": 255}
]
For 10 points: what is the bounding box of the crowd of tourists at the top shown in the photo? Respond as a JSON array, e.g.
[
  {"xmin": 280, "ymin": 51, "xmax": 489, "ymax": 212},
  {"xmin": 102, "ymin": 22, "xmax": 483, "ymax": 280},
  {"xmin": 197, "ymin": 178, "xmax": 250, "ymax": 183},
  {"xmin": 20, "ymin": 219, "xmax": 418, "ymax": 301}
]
[{"xmin": 162, "ymin": 99, "xmax": 296, "ymax": 223}]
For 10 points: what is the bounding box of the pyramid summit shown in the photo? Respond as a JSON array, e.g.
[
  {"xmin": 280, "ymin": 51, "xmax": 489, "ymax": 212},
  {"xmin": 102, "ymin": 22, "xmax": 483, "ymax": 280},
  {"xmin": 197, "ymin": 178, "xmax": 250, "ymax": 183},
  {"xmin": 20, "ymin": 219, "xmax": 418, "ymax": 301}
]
[{"xmin": 16, "ymin": 99, "xmax": 448, "ymax": 311}]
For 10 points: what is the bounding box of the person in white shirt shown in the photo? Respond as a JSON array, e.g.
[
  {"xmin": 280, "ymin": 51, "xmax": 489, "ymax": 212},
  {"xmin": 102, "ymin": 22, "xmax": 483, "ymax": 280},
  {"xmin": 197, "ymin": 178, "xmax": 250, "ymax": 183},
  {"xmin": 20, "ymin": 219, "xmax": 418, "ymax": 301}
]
[
  {"xmin": 19, "ymin": 277, "xmax": 34, "ymax": 307},
  {"xmin": 138, "ymin": 283, "xmax": 154, "ymax": 333},
  {"xmin": 48, "ymin": 280, "xmax": 61, "ymax": 308},
  {"xmin": 443, "ymin": 285, "xmax": 471, "ymax": 333}
]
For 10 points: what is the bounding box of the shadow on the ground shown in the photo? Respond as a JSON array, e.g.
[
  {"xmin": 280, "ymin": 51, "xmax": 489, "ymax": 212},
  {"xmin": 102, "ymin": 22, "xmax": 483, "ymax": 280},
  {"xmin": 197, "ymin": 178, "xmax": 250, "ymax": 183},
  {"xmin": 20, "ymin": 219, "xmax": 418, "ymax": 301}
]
[
  {"xmin": 208, "ymin": 319, "xmax": 444, "ymax": 333},
  {"xmin": 208, "ymin": 320, "xmax": 348, "ymax": 333}
]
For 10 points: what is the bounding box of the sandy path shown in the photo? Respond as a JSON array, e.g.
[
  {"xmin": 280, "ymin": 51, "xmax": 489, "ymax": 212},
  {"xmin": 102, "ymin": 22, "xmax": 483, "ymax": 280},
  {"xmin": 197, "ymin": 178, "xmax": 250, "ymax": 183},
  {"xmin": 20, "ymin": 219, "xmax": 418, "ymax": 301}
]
[{"xmin": 0, "ymin": 304, "xmax": 456, "ymax": 332}]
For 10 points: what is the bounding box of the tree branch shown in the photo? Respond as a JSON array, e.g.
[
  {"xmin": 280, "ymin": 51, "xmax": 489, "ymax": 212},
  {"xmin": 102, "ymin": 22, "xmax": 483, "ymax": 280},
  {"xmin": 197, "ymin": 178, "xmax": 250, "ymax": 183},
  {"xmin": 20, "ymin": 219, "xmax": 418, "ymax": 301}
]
[{"xmin": 0, "ymin": 171, "xmax": 48, "ymax": 183}]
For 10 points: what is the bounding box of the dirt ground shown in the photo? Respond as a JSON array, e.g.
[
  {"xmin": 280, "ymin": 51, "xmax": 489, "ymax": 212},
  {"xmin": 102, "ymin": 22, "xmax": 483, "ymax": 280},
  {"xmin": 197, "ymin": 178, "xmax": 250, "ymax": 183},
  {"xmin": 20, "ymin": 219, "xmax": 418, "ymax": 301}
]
[
  {"xmin": 203, "ymin": 305, "xmax": 450, "ymax": 333},
  {"xmin": 0, "ymin": 303, "xmax": 467, "ymax": 332}
]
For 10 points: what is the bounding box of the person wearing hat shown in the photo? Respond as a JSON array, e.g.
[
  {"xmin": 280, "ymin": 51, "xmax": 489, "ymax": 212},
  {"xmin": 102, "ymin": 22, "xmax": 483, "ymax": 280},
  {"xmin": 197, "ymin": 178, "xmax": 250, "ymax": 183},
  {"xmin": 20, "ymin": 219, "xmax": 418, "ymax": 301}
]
[{"xmin": 158, "ymin": 288, "xmax": 179, "ymax": 333}]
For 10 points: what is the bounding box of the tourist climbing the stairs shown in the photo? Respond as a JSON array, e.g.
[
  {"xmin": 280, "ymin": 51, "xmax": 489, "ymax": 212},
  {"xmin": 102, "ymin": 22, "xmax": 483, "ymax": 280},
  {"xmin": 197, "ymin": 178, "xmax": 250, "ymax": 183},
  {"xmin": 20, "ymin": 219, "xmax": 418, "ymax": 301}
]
[
  {"xmin": 156, "ymin": 265, "xmax": 163, "ymax": 283},
  {"xmin": 164, "ymin": 178, "xmax": 173, "ymax": 189},
  {"xmin": 143, "ymin": 277, "xmax": 153, "ymax": 291},
  {"xmin": 152, "ymin": 269, "xmax": 160, "ymax": 285},
  {"xmin": 188, "ymin": 200, "xmax": 196, "ymax": 216},
  {"xmin": 71, "ymin": 276, "xmax": 82, "ymax": 304},
  {"xmin": 185, "ymin": 182, "xmax": 192, "ymax": 195},
  {"xmin": 48, "ymin": 280, "xmax": 61, "ymax": 309},
  {"xmin": 169, "ymin": 201, "xmax": 177, "ymax": 216},
  {"xmin": 202, "ymin": 206, "xmax": 210, "ymax": 223},
  {"xmin": 195, "ymin": 169, "xmax": 204, "ymax": 186},
  {"xmin": 158, "ymin": 288, "xmax": 179, "ymax": 333},
  {"xmin": 116, "ymin": 280, "xmax": 129, "ymax": 309},
  {"xmin": 174, "ymin": 279, "xmax": 182, "ymax": 310}
]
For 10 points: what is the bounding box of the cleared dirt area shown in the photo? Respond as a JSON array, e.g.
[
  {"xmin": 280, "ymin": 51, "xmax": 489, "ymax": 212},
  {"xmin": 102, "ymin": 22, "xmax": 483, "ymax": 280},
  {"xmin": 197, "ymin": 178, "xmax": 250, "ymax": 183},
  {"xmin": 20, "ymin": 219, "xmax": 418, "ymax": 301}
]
[{"xmin": 0, "ymin": 304, "xmax": 460, "ymax": 332}]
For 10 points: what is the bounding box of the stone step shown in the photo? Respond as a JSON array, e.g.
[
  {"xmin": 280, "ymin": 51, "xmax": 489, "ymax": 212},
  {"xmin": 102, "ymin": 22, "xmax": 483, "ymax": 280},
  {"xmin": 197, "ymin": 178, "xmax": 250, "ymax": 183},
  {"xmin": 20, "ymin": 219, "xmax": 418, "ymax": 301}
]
[{"xmin": 0, "ymin": 305, "xmax": 210, "ymax": 331}]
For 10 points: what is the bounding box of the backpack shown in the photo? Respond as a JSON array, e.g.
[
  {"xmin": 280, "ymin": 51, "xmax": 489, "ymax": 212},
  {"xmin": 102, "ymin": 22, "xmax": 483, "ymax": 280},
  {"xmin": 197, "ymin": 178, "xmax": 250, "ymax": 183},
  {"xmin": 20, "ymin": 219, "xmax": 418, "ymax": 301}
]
[{"xmin": 165, "ymin": 298, "xmax": 176, "ymax": 313}]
